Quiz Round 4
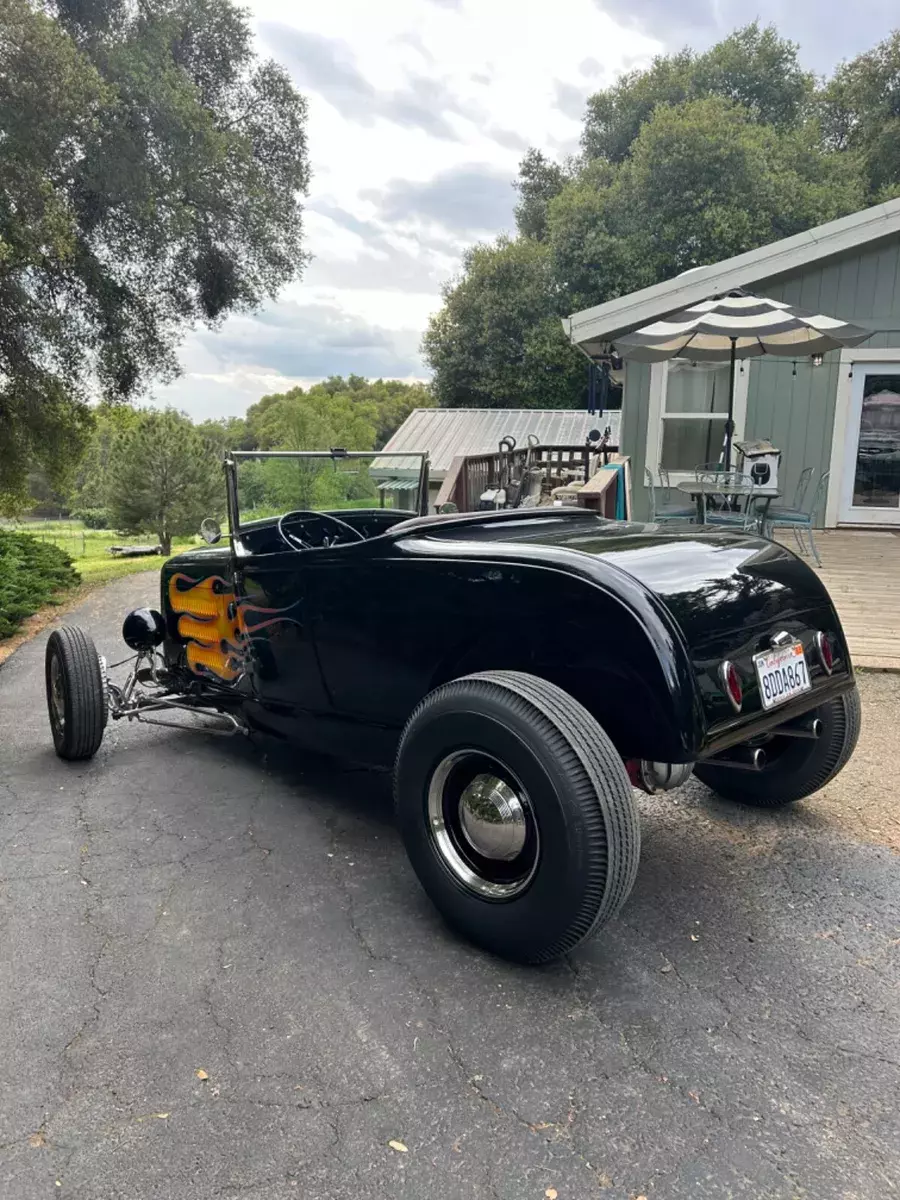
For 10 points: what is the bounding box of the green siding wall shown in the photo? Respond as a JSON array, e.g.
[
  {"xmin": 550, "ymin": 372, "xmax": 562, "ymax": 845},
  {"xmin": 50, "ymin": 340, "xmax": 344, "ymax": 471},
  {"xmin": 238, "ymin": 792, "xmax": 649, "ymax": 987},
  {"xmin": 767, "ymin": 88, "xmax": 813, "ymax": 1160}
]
[{"xmin": 620, "ymin": 235, "xmax": 900, "ymax": 524}]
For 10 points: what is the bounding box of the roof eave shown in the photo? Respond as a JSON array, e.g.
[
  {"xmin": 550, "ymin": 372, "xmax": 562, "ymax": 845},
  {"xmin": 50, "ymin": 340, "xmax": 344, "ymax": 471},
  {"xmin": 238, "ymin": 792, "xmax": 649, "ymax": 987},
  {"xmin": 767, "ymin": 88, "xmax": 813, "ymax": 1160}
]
[{"xmin": 566, "ymin": 196, "xmax": 900, "ymax": 349}]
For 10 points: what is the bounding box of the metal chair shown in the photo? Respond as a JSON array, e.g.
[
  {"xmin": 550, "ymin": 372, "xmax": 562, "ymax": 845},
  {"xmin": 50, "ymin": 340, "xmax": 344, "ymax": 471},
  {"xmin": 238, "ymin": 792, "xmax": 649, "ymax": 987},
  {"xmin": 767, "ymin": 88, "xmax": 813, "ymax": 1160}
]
[
  {"xmin": 698, "ymin": 470, "xmax": 761, "ymax": 532},
  {"xmin": 657, "ymin": 466, "xmax": 697, "ymax": 519},
  {"xmin": 765, "ymin": 466, "xmax": 815, "ymax": 524},
  {"xmin": 645, "ymin": 468, "xmax": 694, "ymax": 523},
  {"xmin": 765, "ymin": 471, "xmax": 829, "ymax": 567}
]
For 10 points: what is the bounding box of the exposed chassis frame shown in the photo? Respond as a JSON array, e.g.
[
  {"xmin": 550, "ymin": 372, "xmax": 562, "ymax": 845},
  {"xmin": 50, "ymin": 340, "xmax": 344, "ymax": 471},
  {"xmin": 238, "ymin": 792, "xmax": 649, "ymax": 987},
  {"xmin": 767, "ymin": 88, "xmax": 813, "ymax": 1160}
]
[{"xmin": 103, "ymin": 652, "xmax": 247, "ymax": 737}]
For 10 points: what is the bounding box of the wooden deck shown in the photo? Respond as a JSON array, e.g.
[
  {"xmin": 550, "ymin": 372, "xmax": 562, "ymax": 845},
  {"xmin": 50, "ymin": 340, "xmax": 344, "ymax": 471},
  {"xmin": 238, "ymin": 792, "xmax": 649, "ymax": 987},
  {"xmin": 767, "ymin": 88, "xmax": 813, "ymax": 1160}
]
[{"xmin": 777, "ymin": 529, "xmax": 900, "ymax": 671}]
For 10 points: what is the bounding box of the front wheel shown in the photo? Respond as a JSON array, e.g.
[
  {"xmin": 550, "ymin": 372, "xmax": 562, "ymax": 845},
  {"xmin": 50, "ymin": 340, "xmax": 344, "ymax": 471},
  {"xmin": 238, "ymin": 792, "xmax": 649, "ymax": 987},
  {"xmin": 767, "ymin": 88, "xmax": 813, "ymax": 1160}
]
[
  {"xmin": 45, "ymin": 627, "xmax": 107, "ymax": 761},
  {"xmin": 693, "ymin": 685, "xmax": 861, "ymax": 808},
  {"xmin": 394, "ymin": 671, "xmax": 641, "ymax": 964}
]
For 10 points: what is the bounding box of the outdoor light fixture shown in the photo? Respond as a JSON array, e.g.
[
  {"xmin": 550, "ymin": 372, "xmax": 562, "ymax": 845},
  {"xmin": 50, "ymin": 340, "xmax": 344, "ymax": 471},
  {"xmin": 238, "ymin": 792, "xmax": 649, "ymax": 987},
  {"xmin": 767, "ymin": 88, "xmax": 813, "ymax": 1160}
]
[{"xmin": 812, "ymin": 354, "xmax": 824, "ymax": 367}]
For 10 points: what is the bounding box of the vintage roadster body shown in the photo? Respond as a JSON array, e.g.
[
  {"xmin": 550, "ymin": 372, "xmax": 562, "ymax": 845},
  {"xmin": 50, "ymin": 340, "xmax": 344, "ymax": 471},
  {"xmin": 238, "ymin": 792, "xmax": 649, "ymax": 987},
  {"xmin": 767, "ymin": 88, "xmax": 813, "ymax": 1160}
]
[{"xmin": 46, "ymin": 450, "xmax": 860, "ymax": 963}]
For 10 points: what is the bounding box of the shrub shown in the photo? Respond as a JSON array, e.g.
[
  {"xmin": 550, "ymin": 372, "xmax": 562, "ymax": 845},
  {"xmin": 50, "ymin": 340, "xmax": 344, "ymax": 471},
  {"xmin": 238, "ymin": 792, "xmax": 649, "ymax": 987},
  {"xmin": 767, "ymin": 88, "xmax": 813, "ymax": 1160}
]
[
  {"xmin": 0, "ymin": 532, "xmax": 80, "ymax": 640},
  {"xmin": 72, "ymin": 507, "xmax": 111, "ymax": 529}
]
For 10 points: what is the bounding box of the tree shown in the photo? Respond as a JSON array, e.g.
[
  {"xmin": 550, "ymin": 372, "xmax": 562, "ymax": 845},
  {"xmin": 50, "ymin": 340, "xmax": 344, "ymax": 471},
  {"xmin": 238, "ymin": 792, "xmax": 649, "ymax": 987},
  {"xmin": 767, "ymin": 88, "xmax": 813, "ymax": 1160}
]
[
  {"xmin": 422, "ymin": 238, "xmax": 585, "ymax": 408},
  {"xmin": 251, "ymin": 387, "xmax": 377, "ymax": 453},
  {"xmin": 546, "ymin": 160, "xmax": 643, "ymax": 314},
  {"xmin": 196, "ymin": 415, "xmax": 254, "ymax": 454},
  {"xmin": 0, "ymin": 0, "xmax": 309, "ymax": 509},
  {"xmin": 601, "ymin": 97, "xmax": 863, "ymax": 280},
  {"xmin": 514, "ymin": 148, "xmax": 572, "ymax": 240},
  {"xmin": 105, "ymin": 410, "xmax": 223, "ymax": 554},
  {"xmin": 581, "ymin": 23, "xmax": 814, "ymax": 163},
  {"xmin": 822, "ymin": 32, "xmax": 900, "ymax": 201},
  {"xmin": 245, "ymin": 376, "xmax": 433, "ymax": 450}
]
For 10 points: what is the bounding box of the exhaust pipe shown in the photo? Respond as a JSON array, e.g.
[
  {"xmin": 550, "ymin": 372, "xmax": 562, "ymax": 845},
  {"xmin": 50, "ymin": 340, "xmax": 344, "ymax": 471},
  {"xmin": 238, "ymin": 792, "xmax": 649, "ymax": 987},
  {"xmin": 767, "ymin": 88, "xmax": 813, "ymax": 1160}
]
[
  {"xmin": 773, "ymin": 716, "xmax": 822, "ymax": 740},
  {"xmin": 706, "ymin": 746, "xmax": 767, "ymax": 771}
]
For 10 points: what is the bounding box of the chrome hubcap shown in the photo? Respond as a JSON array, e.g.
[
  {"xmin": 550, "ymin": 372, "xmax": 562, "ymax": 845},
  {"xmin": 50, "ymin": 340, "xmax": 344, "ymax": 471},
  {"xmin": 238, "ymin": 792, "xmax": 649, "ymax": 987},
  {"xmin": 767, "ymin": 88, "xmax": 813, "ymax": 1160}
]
[
  {"xmin": 427, "ymin": 752, "xmax": 539, "ymax": 899},
  {"xmin": 49, "ymin": 654, "xmax": 65, "ymax": 731},
  {"xmin": 458, "ymin": 775, "xmax": 527, "ymax": 860}
]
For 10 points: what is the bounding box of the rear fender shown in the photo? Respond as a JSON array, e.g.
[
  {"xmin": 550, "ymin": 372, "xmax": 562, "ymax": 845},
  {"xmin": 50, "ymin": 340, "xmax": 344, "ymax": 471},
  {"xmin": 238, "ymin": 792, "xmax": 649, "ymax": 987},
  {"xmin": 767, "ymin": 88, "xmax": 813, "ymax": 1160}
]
[{"xmin": 428, "ymin": 588, "xmax": 704, "ymax": 763}]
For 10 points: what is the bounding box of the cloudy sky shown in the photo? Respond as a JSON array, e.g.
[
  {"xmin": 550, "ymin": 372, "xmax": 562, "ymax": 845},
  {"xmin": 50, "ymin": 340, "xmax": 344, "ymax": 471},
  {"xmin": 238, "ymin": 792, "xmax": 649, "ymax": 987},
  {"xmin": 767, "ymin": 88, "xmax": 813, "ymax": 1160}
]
[{"xmin": 152, "ymin": 0, "xmax": 898, "ymax": 421}]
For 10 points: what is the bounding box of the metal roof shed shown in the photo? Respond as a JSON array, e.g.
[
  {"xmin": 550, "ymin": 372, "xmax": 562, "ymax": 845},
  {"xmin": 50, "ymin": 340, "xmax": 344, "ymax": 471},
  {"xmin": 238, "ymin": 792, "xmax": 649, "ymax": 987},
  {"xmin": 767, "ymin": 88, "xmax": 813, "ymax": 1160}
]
[{"xmin": 373, "ymin": 408, "xmax": 621, "ymax": 480}]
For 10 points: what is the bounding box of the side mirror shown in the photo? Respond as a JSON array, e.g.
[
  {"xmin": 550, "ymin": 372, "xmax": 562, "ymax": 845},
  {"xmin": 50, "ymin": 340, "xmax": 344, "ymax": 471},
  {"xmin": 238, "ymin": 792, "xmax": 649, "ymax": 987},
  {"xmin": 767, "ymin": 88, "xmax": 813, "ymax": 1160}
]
[{"xmin": 200, "ymin": 518, "xmax": 222, "ymax": 545}]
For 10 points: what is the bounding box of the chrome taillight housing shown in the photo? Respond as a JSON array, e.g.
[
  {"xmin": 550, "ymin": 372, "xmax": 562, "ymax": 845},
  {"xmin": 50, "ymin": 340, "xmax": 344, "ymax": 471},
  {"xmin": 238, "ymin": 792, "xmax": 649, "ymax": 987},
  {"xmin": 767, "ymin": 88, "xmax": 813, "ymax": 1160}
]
[
  {"xmin": 719, "ymin": 660, "xmax": 743, "ymax": 712},
  {"xmin": 815, "ymin": 631, "xmax": 834, "ymax": 674}
]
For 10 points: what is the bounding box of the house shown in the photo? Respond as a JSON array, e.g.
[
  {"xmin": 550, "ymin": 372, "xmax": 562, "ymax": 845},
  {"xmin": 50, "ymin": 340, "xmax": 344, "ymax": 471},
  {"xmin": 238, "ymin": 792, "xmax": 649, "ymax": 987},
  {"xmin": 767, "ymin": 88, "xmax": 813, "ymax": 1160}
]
[
  {"xmin": 373, "ymin": 408, "xmax": 621, "ymax": 509},
  {"xmin": 564, "ymin": 197, "xmax": 900, "ymax": 528}
]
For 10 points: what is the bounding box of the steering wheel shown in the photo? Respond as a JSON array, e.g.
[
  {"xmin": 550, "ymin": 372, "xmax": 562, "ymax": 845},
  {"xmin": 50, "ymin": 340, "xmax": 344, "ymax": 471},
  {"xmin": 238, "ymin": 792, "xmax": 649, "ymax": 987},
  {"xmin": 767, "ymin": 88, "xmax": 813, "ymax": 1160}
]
[{"xmin": 276, "ymin": 510, "xmax": 366, "ymax": 551}]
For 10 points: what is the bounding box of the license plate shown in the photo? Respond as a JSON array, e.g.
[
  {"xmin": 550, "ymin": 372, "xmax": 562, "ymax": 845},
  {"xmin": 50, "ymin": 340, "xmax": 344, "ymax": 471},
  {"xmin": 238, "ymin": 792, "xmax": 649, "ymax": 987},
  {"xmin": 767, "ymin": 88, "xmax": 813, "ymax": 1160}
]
[{"xmin": 753, "ymin": 642, "xmax": 811, "ymax": 710}]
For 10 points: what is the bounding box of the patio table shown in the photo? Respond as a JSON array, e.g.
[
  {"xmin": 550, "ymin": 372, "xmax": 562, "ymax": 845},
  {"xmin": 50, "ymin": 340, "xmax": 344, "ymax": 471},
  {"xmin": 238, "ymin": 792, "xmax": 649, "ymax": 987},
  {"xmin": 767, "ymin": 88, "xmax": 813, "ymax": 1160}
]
[{"xmin": 676, "ymin": 479, "xmax": 780, "ymax": 525}]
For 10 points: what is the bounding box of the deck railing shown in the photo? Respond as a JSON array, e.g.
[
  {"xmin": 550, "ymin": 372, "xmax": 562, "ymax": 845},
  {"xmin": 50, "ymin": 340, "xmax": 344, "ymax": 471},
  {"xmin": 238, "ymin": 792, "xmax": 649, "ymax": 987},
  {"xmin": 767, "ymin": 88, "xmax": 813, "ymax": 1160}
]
[{"xmin": 435, "ymin": 442, "xmax": 619, "ymax": 513}]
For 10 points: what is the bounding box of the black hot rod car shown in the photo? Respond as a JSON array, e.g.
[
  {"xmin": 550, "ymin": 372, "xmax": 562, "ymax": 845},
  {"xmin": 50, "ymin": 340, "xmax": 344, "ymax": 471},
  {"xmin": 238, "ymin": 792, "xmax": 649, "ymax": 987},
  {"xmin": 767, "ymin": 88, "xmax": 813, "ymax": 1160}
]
[{"xmin": 45, "ymin": 450, "xmax": 860, "ymax": 963}]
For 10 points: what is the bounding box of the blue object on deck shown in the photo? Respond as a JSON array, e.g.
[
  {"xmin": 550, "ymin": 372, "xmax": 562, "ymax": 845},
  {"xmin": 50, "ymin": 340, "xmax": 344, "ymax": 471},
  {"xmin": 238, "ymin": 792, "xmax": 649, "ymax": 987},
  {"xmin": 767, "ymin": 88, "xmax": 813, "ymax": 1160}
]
[{"xmin": 612, "ymin": 462, "xmax": 626, "ymax": 520}]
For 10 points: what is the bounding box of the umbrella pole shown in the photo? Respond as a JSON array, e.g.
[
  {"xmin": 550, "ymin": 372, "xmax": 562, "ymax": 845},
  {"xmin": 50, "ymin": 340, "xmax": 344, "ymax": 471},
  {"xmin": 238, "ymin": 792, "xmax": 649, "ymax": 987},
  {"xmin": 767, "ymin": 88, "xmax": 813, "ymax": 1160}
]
[{"xmin": 724, "ymin": 338, "xmax": 736, "ymax": 471}]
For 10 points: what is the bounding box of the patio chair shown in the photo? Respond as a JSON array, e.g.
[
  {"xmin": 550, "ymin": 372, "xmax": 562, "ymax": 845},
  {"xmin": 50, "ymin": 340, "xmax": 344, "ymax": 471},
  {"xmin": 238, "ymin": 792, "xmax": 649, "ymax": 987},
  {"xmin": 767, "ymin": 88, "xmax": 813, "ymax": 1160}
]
[
  {"xmin": 698, "ymin": 470, "xmax": 762, "ymax": 532},
  {"xmin": 645, "ymin": 468, "xmax": 695, "ymax": 523},
  {"xmin": 764, "ymin": 466, "xmax": 815, "ymax": 524},
  {"xmin": 765, "ymin": 471, "xmax": 829, "ymax": 567},
  {"xmin": 659, "ymin": 465, "xmax": 699, "ymax": 518}
]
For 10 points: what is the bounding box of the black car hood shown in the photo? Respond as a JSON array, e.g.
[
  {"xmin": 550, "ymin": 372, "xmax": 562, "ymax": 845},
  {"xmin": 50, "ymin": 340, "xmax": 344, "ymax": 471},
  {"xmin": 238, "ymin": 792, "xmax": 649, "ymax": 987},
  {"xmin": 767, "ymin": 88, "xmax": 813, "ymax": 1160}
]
[{"xmin": 426, "ymin": 513, "xmax": 833, "ymax": 639}]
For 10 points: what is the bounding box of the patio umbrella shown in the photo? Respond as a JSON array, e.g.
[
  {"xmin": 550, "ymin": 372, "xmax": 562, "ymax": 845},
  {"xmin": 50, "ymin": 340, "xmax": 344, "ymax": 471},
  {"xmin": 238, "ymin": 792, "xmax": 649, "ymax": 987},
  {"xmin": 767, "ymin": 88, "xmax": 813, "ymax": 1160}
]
[{"xmin": 613, "ymin": 290, "xmax": 870, "ymax": 469}]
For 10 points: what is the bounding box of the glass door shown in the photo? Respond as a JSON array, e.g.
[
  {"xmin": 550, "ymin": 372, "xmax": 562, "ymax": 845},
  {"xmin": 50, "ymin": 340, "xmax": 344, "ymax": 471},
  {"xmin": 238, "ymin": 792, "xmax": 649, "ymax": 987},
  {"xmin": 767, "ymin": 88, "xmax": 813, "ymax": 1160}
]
[{"xmin": 840, "ymin": 365, "xmax": 900, "ymax": 525}]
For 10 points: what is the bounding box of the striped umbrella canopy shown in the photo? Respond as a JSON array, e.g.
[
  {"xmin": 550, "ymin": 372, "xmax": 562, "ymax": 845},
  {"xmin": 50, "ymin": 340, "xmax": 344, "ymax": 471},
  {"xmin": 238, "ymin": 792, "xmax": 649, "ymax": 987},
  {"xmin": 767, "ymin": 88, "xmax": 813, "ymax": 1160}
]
[
  {"xmin": 613, "ymin": 289, "xmax": 870, "ymax": 363},
  {"xmin": 614, "ymin": 289, "xmax": 870, "ymax": 468}
]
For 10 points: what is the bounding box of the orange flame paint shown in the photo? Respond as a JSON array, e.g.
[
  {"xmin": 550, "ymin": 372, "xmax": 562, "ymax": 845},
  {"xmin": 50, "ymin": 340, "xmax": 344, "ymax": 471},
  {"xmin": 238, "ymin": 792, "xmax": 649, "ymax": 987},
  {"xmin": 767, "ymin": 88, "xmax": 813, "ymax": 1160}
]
[{"xmin": 168, "ymin": 573, "xmax": 244, "ymax": 681}]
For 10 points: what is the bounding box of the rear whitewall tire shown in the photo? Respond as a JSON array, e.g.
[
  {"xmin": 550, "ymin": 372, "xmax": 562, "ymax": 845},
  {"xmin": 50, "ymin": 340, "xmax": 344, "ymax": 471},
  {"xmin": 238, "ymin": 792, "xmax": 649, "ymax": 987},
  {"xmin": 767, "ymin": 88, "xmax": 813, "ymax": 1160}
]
[{"xmin": 394, "ymin": 670, "xmax": 641, "ymax": 964}]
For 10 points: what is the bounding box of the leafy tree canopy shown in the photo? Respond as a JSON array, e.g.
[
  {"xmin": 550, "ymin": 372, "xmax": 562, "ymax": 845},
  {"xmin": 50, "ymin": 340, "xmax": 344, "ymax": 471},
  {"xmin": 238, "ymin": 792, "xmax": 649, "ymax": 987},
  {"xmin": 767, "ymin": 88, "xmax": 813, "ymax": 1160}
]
[
  {"xmin": 0, "ymin": 0, "xmax": 310, "ymax": 510},
  {"xmin": 822, "ymin": 31, "xmax": 900, "ymax": 200},
  {"xmin": 245, "ymin": 376, "xmax": 434, "ymax": 451},
  {"xmin": 581, "ymin": 23, "xmax": 815, "ymax": 163},
  {"xmin": 424, "ymin": 22, "xmax": 900, "ymax": 409}
]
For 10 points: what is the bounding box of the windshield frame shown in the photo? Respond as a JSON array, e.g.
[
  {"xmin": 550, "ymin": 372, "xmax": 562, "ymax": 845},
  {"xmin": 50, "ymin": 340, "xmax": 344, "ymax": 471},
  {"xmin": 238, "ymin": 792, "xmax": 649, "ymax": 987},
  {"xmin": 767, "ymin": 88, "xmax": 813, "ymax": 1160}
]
[{"xmin": 224, "ymin": 449, "xmax": 431, "ymax": 540}]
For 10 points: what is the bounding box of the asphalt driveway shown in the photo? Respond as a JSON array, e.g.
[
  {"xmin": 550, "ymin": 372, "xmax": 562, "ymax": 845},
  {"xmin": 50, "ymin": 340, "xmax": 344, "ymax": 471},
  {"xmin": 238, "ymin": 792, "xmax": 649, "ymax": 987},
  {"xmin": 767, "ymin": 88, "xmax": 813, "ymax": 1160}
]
[{"xmin": 1, "ymin": 575, "xmax": 898, "ymax": 1200}]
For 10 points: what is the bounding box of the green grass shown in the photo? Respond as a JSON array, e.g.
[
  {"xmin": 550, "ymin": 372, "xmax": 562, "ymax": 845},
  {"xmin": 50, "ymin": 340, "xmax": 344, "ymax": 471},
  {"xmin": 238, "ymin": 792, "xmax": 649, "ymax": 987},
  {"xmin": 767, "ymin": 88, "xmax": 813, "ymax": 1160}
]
[{"xmin": 75, "ymin": 552, "xmax": 180, "ymax": 586}]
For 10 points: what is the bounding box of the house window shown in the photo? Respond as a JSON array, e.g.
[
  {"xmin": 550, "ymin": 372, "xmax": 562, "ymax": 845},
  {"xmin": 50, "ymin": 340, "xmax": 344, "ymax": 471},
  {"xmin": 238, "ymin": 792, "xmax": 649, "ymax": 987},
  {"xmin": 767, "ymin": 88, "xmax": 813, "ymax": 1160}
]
[{"xmin": 646, "ymin": 359, "xmax": 749, "ymax": 483}]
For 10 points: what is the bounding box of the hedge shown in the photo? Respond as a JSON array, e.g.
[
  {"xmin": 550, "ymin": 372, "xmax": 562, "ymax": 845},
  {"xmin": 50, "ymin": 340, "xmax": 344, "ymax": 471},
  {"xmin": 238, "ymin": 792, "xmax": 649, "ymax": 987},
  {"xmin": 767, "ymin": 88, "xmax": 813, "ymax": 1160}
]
[{"xmin": 0, "ymin": 531, "xmax": 80, "ymax": 640}]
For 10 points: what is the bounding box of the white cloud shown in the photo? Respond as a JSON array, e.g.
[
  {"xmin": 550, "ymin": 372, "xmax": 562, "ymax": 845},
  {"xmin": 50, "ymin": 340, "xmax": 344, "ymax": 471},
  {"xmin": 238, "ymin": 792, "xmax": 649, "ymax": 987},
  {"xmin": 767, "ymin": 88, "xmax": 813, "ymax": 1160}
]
[{"xmin": 151, "ymin": 0, "xmax": 662, "ymax": 419}]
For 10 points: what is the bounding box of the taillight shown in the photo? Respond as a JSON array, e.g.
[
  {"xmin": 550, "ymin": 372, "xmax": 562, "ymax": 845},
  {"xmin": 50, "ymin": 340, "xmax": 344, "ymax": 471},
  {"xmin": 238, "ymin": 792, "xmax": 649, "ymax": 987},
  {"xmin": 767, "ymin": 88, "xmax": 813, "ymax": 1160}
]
[
  {"xmin": 719, "ymin": 660, "xmax": 743, "ymax": 712},
  {"xmin": 815, "ymin": 631, "xmax": 834, "ymax": 674}
]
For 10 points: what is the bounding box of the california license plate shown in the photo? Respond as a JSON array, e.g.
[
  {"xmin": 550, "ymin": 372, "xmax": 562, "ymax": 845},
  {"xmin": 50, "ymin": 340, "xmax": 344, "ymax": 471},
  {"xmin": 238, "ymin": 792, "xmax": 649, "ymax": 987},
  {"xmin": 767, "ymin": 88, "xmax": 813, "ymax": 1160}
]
[{"xmin": 753, "ymin": 642, "xmax": 811, "ymax": 710}]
